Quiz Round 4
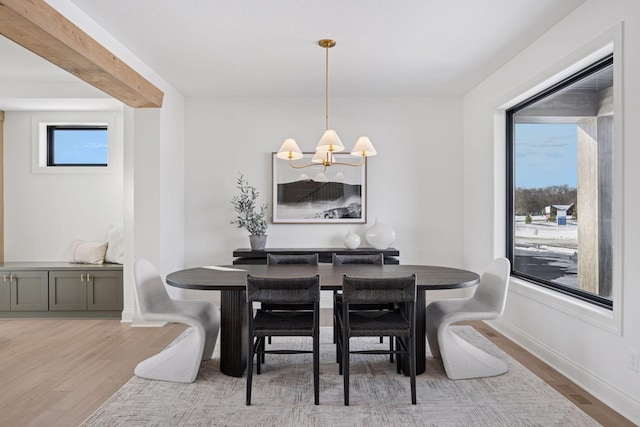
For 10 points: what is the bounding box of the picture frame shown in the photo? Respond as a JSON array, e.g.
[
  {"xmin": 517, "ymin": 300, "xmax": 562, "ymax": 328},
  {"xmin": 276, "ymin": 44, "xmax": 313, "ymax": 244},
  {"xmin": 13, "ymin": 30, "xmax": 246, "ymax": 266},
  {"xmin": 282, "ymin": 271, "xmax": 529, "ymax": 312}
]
[{"xmin": 272, "ymin": 152, "xmax": 367, "ymax": 224}]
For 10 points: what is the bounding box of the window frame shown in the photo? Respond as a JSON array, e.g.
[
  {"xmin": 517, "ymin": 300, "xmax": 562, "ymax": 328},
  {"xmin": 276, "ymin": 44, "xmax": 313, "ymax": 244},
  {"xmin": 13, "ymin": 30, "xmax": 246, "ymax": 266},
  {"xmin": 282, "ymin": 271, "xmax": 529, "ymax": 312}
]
[
  {"xmin": 505, "ymin": 54, "xmax": 614, "ymax": 310},
  {"xmin": 31, "ymin": 112, "xmax": 118, "ymax": 175},
  {"xmin": 46, "ymin": 125, "xmax": 109, "ymax": 167}
]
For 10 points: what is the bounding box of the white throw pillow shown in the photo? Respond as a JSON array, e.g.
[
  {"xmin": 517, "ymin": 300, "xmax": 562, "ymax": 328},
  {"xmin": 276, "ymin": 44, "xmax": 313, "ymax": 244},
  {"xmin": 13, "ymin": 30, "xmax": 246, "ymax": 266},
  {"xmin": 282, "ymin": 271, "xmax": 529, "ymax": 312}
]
[
  {"xmin": 69, "ymin": 240, "xmax": 108, "ymax": 265},
  {"xmin": 104, "ymin": 224, "xmax": 124, "ymax": 264}
]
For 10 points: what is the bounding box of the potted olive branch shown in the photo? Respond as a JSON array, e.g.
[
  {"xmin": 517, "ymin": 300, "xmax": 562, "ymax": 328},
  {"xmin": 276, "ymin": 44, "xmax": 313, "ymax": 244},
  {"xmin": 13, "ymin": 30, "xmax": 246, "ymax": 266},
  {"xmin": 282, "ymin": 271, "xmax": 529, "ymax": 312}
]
[{"xmin": 230, "ymin": 174, "xmax": 269, "ymax": 250}]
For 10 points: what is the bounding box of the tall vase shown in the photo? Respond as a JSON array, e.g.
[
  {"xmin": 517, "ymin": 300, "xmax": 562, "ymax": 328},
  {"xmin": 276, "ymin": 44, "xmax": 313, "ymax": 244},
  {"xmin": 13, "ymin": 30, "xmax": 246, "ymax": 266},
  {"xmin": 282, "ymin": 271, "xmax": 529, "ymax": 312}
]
[
  {"xmin": 365, "ymin": 219, "xmax": 396, "ymax": 249},
  {"xmin": 249, "ymin": 235, "xmax": 267, "ymax": 250}
]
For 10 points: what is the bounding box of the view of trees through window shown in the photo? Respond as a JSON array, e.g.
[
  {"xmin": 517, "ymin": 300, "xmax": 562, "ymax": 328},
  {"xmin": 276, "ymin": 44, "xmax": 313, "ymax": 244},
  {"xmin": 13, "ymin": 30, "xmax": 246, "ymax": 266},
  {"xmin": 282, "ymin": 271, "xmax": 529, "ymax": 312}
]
[{"xmin": 507, "ymin": 56, "xmax": 614, "ymax": 308}]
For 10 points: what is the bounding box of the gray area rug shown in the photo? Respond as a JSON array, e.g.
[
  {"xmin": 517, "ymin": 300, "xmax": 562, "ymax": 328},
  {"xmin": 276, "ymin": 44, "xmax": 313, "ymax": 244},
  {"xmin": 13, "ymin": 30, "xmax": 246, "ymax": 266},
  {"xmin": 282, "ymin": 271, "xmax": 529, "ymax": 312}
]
[{"xmin": 83, "ymin": 326, "xmax": 599, "ymax": 426}]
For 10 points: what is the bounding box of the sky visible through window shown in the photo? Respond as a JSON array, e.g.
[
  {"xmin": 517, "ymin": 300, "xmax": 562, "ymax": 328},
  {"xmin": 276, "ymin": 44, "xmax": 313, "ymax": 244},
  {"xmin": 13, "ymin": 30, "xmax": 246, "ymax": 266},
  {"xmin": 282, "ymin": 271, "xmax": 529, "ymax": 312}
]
[
  {"xmin": 515, "ymin": 123, "xmax": 577, "ymax": 189},
  {"xmin": 53, "ymin": 128, "xmax": 108, "ymax": 165}
]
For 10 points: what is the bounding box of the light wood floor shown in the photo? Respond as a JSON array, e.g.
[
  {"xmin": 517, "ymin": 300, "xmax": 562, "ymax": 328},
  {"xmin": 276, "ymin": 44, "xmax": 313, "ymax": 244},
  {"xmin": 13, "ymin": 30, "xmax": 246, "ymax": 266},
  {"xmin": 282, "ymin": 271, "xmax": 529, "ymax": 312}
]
[{"xmin": 0, "ymin": 319, "xmax": 633, "ymax": 426}]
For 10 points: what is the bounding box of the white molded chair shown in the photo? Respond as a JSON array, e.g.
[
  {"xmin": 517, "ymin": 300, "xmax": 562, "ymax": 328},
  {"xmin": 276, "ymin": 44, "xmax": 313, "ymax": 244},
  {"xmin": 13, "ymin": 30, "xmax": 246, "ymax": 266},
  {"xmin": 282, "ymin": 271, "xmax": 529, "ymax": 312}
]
[
  {"xmin": 133, "ymin": 258, "xmax": 220, "ymax": 383},
  {"xmin": 425, "ymin": 258, "xmax": 511, "ymax": 380}
]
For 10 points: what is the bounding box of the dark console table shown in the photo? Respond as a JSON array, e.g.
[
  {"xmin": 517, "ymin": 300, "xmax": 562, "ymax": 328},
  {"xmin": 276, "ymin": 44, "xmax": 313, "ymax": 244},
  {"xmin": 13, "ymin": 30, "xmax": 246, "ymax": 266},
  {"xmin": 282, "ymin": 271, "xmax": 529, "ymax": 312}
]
[{"xmin": 233, "ymin": 247, "xmax": 400, "ymax": 265}]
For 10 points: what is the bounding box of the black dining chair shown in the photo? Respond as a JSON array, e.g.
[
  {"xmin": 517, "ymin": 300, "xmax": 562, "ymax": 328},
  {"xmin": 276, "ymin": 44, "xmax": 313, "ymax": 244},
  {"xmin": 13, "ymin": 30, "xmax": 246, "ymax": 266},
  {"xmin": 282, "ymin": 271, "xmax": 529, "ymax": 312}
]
[
  {"xmin": 336, "ymin": 274, "xmax": 417, "ymax": 406},
  {"xmin": 263, "ymin": 253, "xmax": 319, "ymax": 347},
  {"xmin": 246, "ymin": 274, "xmax": 320, "ymax": 406},
  {"xmin": 267, "ymin": 253, "xmax": 319, "ymax": 265},
  {"xmin": 331, "ymin": 253, "xmax": 393, "ymax": 360}
]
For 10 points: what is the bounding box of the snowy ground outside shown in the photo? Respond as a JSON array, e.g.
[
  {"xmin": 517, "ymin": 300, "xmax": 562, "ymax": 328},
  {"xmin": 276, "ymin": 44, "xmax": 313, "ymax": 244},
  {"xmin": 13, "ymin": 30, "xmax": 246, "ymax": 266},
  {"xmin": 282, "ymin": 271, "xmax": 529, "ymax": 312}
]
[{"xmin": 514, "ymin": 216, "xmax": 577, "ymax": 288}]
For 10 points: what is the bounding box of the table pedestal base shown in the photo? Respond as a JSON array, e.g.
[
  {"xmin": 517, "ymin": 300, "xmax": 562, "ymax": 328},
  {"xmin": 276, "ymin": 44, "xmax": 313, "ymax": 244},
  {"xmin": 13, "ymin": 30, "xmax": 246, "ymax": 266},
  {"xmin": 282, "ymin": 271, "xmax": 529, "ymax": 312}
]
[{"xmin": 220, "ymin": 290, "xmax": 247, "ymax": 377}]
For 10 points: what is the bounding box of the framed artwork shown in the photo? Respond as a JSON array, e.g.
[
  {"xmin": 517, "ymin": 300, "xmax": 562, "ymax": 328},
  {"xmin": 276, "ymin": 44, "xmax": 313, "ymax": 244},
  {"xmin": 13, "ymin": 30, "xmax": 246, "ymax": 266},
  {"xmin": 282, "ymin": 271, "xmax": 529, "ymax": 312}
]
[{"xmin": 272, "ymin": 152, "xmax": 367, "ymax": 223}]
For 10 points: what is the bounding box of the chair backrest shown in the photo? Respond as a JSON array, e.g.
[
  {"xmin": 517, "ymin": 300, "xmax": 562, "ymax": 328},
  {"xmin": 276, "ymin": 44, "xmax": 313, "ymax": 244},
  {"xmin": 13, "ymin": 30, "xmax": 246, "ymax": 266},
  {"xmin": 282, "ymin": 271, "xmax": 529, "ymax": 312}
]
[
  {"xmin": 133, "ymin": 258, "xmax": 173, "ymax": 315},
  {"xmin": 246, "ymin": 275, "xmax": 320, "ymax": 305},
  {"xmin": 341, "ymin": 274, "xmax": 416, "ymax": 305},
  {"xmin": 333, "ymin": 253, "xmax": 384, "ymax": 266},
  {"xmin": 472, "ymin": 258, "xmax": 511, "ymax": 314},
  {"xmin": 266, "ymin": 253, "xmax": 319, "ymax": 265}
]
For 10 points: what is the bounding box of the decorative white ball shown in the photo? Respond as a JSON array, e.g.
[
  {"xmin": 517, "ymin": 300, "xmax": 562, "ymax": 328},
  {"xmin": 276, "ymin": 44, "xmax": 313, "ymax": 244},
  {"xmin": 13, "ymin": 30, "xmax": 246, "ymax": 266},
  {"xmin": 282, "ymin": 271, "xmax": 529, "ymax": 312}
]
[
  {"xmin": 344, "ymin": 229, "xmax": 361, "ymax": 249},
  {"xmin": 365, "ymin": 219, "xmax": 396, "ymax": 249}
]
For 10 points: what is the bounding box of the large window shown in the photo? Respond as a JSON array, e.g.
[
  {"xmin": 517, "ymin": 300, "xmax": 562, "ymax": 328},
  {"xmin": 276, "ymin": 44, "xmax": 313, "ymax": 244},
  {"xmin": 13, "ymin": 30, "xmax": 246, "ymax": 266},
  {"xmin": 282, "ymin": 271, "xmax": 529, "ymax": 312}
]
[
  {"xmin": 506, "ymin": 55, "xmax": 614, "ymax": 309},
  {"xmin": 46, "ymin": 125, "xmax": 108, "ymax": 167}
]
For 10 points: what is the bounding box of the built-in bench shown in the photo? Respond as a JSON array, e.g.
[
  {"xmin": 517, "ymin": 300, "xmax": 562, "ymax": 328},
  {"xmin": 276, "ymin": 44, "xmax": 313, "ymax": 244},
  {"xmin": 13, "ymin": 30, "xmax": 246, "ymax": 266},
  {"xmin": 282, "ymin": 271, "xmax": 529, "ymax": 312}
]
[{"xmin": 0, "ymin": 262, "xmax": 123, "ymax": 318}]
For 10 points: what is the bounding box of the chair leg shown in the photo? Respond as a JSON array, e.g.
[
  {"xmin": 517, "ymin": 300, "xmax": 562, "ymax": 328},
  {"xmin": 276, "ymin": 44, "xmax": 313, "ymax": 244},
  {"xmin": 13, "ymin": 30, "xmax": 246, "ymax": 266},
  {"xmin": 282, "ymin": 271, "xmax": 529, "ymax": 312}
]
[
  {"xmin": 260, "ymin": 338, "xmax": 265, "ymax": 364},
  {"xmin": 314, "ymin": 329, "xmax": 320, "ymax": 405},
  {"xmin": 343, "ymin": 335, "xmax": 350, "ymax": 406},
  {"xmin": 256, "ymin": 337, "xmax": 263, "ymax": 375},
  {"xmin": 410, "ymin": 334, "xmax": 416, "ymax": 405},
  {"xmin": 246, "ymin": 337, "xmax": 254, "ymax": 405},
  {"xmin": 333, "ymin": 291, "xmax": 338, "ymax": 346},
  {"xmin": 396, "ymin": 337, "xmax": 402, "ymax": 375},
  {"xmin": 337, "ymin": 329, "xmax": 343, "ymax": 375},
  {"xmin": 389, "ymin": 336, "xmax": 394, "ymax": 363}
]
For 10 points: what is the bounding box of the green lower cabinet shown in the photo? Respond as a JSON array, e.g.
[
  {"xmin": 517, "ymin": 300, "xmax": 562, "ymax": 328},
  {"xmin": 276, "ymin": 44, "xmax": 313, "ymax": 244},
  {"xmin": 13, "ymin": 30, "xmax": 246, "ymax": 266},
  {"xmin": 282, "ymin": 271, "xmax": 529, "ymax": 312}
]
[
  {"xmin": 9, "ymin": 271, "xmax": 49, "ymax": 311},
  {"xmin": 0, "ymin": 264, "xmax": 123, "ymax": 317},
  {"xmin": 49, "ymin": 270, "xmax": 123, "ymax": 311},
  {"xmin": 49, "ymin": 271, "xmax": 88, "ymax": 311},
  {"xmin": 0, "ymin": 274, "xmax": 11, "ymax": 311},
  {"xmin": 87, "ymin": 270, "xmax": 123, "ymax": 311}
]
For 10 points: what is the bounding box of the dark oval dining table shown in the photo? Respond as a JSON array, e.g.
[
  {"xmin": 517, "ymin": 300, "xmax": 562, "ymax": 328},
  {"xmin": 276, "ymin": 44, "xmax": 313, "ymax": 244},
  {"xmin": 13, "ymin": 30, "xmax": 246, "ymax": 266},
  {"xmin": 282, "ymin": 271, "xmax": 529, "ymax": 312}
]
[{"xmin": 166, "ymin": 264, "xmax": 480, "ymax": 377}]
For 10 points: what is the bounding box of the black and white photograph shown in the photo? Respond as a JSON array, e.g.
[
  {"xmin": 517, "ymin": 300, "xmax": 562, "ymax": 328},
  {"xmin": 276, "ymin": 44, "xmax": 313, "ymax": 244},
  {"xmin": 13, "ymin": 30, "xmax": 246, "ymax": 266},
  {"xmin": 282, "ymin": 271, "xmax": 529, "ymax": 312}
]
[{"xmin": 272, "ymin": 153, "xmax": 366, "ymax": 223}]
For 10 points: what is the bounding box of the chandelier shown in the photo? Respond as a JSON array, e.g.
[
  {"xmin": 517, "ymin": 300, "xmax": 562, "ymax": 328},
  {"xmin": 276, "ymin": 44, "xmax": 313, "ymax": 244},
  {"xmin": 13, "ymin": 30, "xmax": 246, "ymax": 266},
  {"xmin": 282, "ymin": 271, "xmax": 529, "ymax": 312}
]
[{"xmin": 276, "ymin": 39, "xmax": 377, "ymax": 169}]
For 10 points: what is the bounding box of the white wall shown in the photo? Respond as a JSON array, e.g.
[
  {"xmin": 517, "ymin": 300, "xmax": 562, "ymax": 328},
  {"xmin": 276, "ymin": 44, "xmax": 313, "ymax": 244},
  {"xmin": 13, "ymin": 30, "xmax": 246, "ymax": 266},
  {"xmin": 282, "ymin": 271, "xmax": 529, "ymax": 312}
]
[
  {"xmin": 3, "ymin": 110, "xmax": 123, "ymax": 261},
  {"xmin": 463, "ymin": 0, "xmax": 640, "ymax": 422},
  {"xmin": 184, "ymin": 96, "xmax": 464, "ymax": 266}
]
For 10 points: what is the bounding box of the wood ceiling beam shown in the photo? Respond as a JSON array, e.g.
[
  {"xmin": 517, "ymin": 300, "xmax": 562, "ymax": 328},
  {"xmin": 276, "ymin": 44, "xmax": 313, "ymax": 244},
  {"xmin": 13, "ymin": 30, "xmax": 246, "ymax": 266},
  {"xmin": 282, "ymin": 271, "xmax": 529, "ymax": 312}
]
[{"xmin": 0, "ymin": 0, "xmax": 164, "ymax": 108}]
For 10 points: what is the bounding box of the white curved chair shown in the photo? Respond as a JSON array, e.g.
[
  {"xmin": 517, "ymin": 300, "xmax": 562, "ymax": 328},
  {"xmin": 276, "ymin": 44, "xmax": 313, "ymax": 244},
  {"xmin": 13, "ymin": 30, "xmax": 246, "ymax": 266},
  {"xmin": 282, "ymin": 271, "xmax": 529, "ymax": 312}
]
[
  {"xmin": 426, "ymin": 258, "xmax": 511, "ymax": 380},
  {"xmin": 133, "ymin": 258, "xmax": 220, "ymax": 383}
]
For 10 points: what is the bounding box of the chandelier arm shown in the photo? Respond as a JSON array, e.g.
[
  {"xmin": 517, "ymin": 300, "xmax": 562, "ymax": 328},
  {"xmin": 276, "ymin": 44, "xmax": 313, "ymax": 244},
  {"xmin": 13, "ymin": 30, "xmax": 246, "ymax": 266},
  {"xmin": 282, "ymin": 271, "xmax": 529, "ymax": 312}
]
[
  {"xmin": 287, "ymin": 158, "xmax": 325, "ymax": 169},
  {"xmin": 328, "ymin": 157, "xmax": 366, "ymax": 168},
  {"xmin": 287, "ymin": 155, "xmax": 366, "ymax": 169}
]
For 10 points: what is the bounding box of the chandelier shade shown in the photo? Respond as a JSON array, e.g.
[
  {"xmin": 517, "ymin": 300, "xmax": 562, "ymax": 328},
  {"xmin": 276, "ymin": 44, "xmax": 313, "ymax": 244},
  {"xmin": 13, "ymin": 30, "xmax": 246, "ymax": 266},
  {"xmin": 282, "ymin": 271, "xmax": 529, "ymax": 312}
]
[
  {"xmin": 316, "ymin": 129, "xmax": 344, "ymax": 152},
  {"xmin": 350, "ymin": 137, "xmax": 377, "ymax": 157},
  {"xmin": 276, "ymin": 138, "xmax": 303, "ymax": 160}
]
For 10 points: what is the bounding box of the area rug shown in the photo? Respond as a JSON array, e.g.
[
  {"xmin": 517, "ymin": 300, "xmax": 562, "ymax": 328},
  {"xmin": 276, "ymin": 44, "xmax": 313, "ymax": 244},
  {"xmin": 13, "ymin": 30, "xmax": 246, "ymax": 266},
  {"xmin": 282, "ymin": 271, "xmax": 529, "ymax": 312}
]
[{"xmin": 83, "ymin": 326, "xmax": 599, "ymax": 426}]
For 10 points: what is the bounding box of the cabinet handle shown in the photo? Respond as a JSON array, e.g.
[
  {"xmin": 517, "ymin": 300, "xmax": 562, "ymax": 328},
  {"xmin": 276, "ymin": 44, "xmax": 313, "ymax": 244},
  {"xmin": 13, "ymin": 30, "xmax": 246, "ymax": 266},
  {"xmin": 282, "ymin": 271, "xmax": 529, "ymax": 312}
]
[
  {"xmin": 87, "ymin": 273, "xmax": 91, "ymax": 281},
  {"xmin": 9, "ymin": 273, "xmax": 13, "ymax": 282},
  {"xmin": 80, "ymin": 273, "xmax": 84, "ymax": 282},
  {"xmin": 3, "ymin": 273, "xmax": 7, "ymax": 282}
]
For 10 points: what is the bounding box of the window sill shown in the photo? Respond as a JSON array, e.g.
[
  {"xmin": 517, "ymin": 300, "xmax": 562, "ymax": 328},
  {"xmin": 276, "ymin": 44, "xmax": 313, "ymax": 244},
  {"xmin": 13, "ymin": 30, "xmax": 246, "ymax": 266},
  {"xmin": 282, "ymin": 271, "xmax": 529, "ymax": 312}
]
[{"xmin": 509, "ymin": 277, "xmax": 621, "ymax": 336}]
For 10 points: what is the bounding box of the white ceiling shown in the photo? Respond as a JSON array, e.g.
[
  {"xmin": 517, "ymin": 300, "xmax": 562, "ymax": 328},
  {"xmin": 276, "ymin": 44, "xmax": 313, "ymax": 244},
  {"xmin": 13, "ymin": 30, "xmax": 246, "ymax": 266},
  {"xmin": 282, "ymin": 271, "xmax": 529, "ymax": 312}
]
[{"xmin": 1, "ymin": 0, "xmax": 585, "ymax": 103}]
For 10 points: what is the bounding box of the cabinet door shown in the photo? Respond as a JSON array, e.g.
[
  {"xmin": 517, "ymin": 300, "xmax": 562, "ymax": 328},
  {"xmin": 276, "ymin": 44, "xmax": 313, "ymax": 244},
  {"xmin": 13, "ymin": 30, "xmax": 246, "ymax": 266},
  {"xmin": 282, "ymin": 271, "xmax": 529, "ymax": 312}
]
[
  {"xmin": 87, "ymin": 270, "xmax": 123, "ymax": 311},
  {"xmin": 11, "ymin": 271, "xmax": 49, "ymax": 311},
  {"xmin": 48, "ymin": 271, "xmax": 87, "ymax": 311},
  {"xmin": 0, "ymin": 273, "xmax": 10, "ymax": 311}
]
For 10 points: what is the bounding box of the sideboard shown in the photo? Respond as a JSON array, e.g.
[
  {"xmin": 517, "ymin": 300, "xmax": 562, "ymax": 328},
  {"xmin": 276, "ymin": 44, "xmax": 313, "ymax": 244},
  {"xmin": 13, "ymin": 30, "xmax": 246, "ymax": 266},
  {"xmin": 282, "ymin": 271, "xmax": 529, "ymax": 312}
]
[{"xmin": 232, "ymin": 247, "xmax": 400, "ymax": 265}]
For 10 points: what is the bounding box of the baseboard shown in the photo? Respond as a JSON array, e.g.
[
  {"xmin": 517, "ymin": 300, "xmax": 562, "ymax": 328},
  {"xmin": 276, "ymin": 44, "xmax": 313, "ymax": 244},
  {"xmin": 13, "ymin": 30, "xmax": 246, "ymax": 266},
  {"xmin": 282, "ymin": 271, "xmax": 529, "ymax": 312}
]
[
  {"xmin": 120, "ymin": 309, "xmax": 135, "ymax": 323},
  {"xmin": 488, "ymin": 318, "xmax": 640, "ymax": 424},
  {"xmin": 126, "ymin": 312, "xmax": 167, "ymax": 327}
]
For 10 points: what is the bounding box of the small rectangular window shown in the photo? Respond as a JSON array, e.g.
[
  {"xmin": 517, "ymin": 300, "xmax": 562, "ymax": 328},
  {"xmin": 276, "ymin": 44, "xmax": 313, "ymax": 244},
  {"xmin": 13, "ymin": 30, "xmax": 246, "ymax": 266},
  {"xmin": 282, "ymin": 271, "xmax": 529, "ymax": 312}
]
[{"xmin": 46, "ymin": 125, "xmax": 108, "ymax": 167}]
